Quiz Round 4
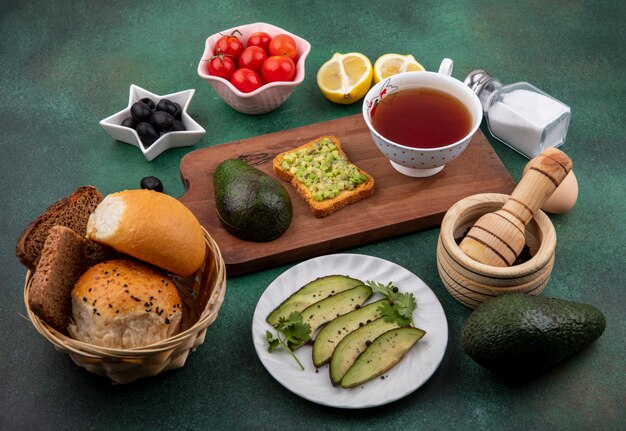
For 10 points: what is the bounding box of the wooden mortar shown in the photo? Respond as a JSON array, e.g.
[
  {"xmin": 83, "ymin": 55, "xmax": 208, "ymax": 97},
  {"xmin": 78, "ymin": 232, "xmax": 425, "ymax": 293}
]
[
  {"xmin": 437, "ymin": 193, "xmax": 556, "ymax": 308},
  {"xmin": 459, "ymin": 148, "xmax": 572, "ymax": 266}
]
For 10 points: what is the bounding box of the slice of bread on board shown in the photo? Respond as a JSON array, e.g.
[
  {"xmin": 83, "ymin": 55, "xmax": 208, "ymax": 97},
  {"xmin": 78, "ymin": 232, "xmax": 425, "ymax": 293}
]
[
  {"xmin": 273, "ymin": 135, "xmax": 374, "ymax": 217},
  {"xmin": 28, "ymin": 225, "xmax": 89, "ymax": 334},
  {"xmin": 16, "ymin": 186, "xmax": 103, "ymax": 271}
]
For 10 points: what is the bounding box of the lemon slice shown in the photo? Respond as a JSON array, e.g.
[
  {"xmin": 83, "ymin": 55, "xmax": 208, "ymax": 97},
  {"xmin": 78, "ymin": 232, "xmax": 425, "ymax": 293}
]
[
  {"xmin": 373, "ymin": 53, "xmax": 425, "ymax": 83},
  {"xmin": 317, "ymin": 52, "xmax": 373, "ymax": 105}
]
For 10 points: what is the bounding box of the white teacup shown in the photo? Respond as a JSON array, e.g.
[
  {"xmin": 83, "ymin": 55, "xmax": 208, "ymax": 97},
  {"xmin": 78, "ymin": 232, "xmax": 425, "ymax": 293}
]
[{"xmin": 362, "ymin": 59, "xmax": 483, "ymax": 177}]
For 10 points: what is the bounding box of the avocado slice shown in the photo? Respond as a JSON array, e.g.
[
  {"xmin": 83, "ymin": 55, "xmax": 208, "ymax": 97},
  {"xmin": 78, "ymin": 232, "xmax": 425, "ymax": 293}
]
[
  {"xmin": 267, "ymin": 275, "xmax": 363, "ymax": 327},
  {"xmin": 293, "ymin": 284, "xmax": 373, "ymax": 349},
  {"xmin": 214, "ymin": 159, "xmax": 292, "ymax": 242},
  {"xmin": 329, "ymin": 317, "xmax": 405, "ymax": 385},
  {"xmin": 462, "ymin": 293, "xmax": 606, "ymax": 376},
  {"xmin": 341, "ymin": 327, "xmax": 426, "ymax": 388},
  {"xmin": 312, "ymin": 299, "xmax": 386, "ymax": 367}
]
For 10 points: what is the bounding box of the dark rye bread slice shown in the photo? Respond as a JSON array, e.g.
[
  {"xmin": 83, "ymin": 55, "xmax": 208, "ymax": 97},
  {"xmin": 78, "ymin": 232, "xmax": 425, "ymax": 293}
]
[
  {"xmin": 16, "ymin": 186, "xmax": 103, "ymax": 271},
  {"xmin": 29, "ymin": 226, "xmax": 88, "ymax": 334}
]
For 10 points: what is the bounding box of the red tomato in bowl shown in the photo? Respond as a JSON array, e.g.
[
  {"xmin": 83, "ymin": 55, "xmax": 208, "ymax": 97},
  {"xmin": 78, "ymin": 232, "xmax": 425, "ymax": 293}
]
[
  {"xmin": 206, "ymin": 54, "xmax": 236, "ymax": 80},
  {"xmin": 247, "ymin": 32, "xmax": 272, "ymax": 54},
  {"xmin": 230, "ymin": 68, "xmax": 263, "ymax": 93},
  {"xmin": 269, "ymin": 34, "xmax": 298, "ymax": 60},
  {"xmin": 214, "ymin": 30, "xmax": 244, "ymax": 60},
  {"xmin": 262, "ymin": 56, "xmax": 296, "ymax": 83},
  {"xmin": 238, "ymin": 46, "xmax": 268, "ymax": 74}
]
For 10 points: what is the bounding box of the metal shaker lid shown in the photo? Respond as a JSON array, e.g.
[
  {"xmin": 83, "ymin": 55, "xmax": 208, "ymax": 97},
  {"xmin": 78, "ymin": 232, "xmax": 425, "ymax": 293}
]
[{"xmin": 464, "ymin": 69, "xmax": 494, "ymax": 95}]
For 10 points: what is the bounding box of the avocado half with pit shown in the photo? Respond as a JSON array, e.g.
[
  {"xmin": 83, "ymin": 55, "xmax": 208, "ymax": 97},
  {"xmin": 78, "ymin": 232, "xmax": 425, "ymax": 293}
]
[{"xmin": 214, "ymin": 159, "xmax": 292, "ymax": 242}]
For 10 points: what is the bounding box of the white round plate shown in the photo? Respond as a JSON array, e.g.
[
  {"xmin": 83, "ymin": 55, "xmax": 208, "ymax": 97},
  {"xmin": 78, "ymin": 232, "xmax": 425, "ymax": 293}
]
[{"xmin": 252, "ymin": 253, "xmax": 448, "ymax": 409}]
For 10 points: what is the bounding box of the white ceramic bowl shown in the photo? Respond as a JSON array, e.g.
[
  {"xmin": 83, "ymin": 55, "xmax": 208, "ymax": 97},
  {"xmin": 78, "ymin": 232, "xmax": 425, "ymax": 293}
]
[
  {"xmin": 197, "ymin": 22, "xmax": 311, "ymax": 115},
  {"xmin": 100, "ymin": 85, "xmax": 206, "ymax": 161},
  {"xmin": 362, "ymin": 69, "xmax": 483, "ymax": 177}
]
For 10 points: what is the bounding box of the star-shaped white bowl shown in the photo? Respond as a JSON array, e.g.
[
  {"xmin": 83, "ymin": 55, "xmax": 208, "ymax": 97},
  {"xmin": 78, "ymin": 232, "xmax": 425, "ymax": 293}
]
[{"xmin": 100, "ymin": 85, "xmax": 206, "ymax": 161}]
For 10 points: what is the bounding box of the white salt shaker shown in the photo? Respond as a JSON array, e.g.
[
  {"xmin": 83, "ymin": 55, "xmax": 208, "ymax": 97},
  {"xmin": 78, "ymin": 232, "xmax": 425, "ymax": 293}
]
[{"xmin": 464, "ymin": 69, "xmax": 571, "ymax": 159}]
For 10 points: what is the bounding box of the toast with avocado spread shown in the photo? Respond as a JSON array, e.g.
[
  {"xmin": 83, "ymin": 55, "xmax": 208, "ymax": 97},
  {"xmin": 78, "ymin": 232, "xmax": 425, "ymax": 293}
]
[{"xmin": 273, "ymin": 136, "xmax": 374, "ymax": 217}]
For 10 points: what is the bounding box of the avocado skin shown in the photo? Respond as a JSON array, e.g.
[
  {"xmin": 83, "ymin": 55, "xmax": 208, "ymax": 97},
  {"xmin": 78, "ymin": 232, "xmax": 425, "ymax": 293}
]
[
  {"xmin": 214, "ymin": 159, "xmax": 292, "ymax": 242},
  {"xmin": 462, "ymin": 293, "xmax": 606, "ymax": 376}
]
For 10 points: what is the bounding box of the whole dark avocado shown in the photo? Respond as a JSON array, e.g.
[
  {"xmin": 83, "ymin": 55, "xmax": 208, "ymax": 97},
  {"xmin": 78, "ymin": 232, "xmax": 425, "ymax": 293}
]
[
  {"xmin": 462, "ymin": 293, "xmax": 605, "ymax": 376},
  {"xmin": 214, "ymin": 159, "xmax": 292, "ymax": 242}
]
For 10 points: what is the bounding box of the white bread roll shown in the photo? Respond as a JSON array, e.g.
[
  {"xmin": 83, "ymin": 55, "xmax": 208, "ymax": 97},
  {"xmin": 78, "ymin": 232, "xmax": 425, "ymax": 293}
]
[
  {"xmin": 86, "ymin": 190, "xmax": 206, "ymax": 277},
  {"xmin": 68, "ymin": 259, "xmax": 182, "ymax": 349}
]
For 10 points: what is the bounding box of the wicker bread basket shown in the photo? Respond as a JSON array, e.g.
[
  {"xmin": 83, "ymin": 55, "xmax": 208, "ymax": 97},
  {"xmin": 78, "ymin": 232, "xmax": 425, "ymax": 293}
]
[
  {"xmin": 24, "ymin": 227, "xmax": 226, "ymax": 384},
  {"xmin": 437, "ymin": 193, "xmax": 556, "ymax": 309}
]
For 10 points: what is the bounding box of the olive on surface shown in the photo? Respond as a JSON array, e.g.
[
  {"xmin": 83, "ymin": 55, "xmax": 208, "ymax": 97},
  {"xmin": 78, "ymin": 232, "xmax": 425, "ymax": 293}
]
[{"xmin": 140, "ymin": 176, "xmax": 164, "ymax": 192}]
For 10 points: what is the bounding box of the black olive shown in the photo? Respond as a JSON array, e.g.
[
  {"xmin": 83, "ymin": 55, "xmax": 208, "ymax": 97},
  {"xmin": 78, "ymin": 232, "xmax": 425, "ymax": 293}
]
[
  {"xmin": 130, "ymin": 101, "xmax": 152, "ymax": 122},
  {"xmin": 170, "ymin": 120, "xmax": 186, "ymax": 132},
  {"xmin": 173, "ymin": 102, "xmax": 182, "ymax": 120},
  {"xmin": 156, "ymin": 99, "xmax": 179, "ymax": 118},
  {"xmin": 140, "ymin": 176, "xmax": 164, "ymax": 192},
  {"xmin": 150, "ymin": 111, "xmax": 175, "ymax": 132},
  {"xmin": 136, "ymin": 122, "xmax": 159, "ymax": 148},
  {"xmin": 140, "ymin": 97, "xmax": 155, "ymax": 110},
  {"xmin": 121, "ymin": 116, "xmax": 137, "ymax": 129}
]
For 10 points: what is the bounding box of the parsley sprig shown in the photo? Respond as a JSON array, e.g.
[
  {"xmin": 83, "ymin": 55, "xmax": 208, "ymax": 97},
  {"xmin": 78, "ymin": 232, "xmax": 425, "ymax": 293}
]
[
  {"xmin": 366, "ymin": 280, "xmax": 416, "ymax": 326},
  {"xmin": 265, "ymin": 312, "xmax": 311, "ymax": 371}
]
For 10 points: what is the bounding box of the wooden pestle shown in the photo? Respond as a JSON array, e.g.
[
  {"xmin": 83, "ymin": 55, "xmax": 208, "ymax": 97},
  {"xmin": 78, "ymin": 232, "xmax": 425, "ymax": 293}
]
[{"xmin": 459, "ymin": 147, "xmax": 572, "ymax": 267}]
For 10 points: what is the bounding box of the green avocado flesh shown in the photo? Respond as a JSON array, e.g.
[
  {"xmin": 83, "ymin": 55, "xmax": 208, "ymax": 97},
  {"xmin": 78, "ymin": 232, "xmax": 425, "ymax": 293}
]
[
  {"xmin": 461, "ymin": 293, "xmax": 606, "ymax": 376},
  {"xmin": 340, "ymin": 327, "xmax": 426, "ymax": 388},
  {"xmin": 280, "ymin": 137, "xmax": 368, "ymax": 202},
  {"xmin": 266, "ymin": 275, "xmax": 363, "ymax": 327},
  {"xmin": 292, "ymin": 284, "xmax": 373, "ymax": 349},
  {"xmin": 330, "ymin": 317, "xmax": 406, "ymax": 385},
  {"xmin": 312, "ymin": 299, "xmax": 386, "ymax": 367},
  {"xmin": 214, "ymin": 159, "xmax": 292, "ymax": 242}
]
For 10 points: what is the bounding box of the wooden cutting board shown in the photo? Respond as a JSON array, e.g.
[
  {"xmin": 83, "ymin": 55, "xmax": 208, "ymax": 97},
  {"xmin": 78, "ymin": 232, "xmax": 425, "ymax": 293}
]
[{"xmin": 179, "ymin": 114, "xmax": 515, "ymax": 276}]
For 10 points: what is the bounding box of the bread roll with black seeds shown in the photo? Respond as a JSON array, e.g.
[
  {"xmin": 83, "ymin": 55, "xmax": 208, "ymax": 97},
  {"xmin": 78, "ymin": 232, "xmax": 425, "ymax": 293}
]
[{"xmin": 68, "ymin": 259, "xmax": 182, "ymax": 349}]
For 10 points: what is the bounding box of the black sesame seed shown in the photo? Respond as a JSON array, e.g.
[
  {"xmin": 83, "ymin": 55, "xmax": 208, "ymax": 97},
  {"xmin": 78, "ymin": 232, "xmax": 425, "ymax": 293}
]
[
  {"xmin": 165, "ymin": 318, "xmax": 171, "ymax": 324},
  {"xmin": 82, "ymin": 297, "xmax": 87, "ymax": 302}
]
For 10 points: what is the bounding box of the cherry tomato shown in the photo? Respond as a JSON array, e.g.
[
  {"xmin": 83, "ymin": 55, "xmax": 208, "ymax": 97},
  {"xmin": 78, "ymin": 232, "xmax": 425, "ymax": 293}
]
[
  {"xmin": 214, "ymin": 30, "xmax": 244, "ymax": 60},
  {"xmin": 262, "ymin": 56, "xmax": 296, "ymax": 83},
  {"xmin": 238, "ymin": 46, "xmax": 268, "ymax": 74},
  {"xmin": 247, "ymin": 31, "xmax": 272, "ymax": 54},
  {"xmin": 206, "ymin": 54, "xmax": 236, "ymax": 80},
  {"xmin": 269, "ymin": 34, "xmax": 298, "ymax": 60},
  {"xmin": 230, "ymin": 68, "xmax": 263, "ymax": 93}
]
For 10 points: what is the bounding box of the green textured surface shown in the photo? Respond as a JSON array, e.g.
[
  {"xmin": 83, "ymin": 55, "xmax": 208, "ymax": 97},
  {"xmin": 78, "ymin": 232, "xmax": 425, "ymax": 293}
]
[{"xmin": 1, "ymin": 1, "xmax": 624, "ymax": 430}]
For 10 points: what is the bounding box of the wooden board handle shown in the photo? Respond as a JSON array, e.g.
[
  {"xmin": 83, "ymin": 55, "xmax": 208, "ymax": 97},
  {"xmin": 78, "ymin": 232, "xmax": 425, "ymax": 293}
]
[{"xmin": 459, "ymin": 148, "xmax": 572, "ymax": 266}]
